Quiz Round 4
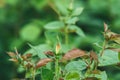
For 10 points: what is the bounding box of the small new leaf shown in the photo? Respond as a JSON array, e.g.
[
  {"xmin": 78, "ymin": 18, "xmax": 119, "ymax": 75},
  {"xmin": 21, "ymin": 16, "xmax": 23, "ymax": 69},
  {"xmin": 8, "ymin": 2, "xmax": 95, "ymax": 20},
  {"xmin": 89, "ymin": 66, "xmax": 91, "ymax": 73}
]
[
  {"xmin": 104, "ymin": 22, "xmax": 108, "ymax": 32},
  {"xmin": 105, "ymin": 30, "xmax": 120, "ymax": 44},
  {"xmin": 90, "ymin": 51, "xmax": 98, "ymax": 62},
  {"xmin": 56, "ymin": 43, "xmax": 61, "ymax": 54}
]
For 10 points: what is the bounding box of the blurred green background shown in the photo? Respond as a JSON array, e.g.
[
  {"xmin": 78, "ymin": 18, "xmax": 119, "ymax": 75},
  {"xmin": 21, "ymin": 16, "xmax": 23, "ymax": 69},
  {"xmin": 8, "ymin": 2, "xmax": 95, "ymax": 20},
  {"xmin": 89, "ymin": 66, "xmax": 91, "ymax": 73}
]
[{"xmin": 0, "ymin": 0, "xmax": 120, "ymax": 80}]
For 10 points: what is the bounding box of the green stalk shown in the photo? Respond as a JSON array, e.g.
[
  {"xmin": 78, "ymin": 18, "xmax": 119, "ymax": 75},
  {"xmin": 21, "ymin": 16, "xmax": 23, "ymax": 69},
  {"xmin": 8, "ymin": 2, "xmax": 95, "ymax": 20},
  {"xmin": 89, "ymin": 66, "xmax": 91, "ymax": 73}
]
[
  {"xmin": 32, "ymin": 69, "xmax": 36, "ymax": 80},
  {"xmin": 100, "ymin": 40, "xmax": 107, "ymax": 57},
  {"xmin": 54, "ymin": 58, "xmax": 60, "ymax": 80},
  {"xmin": 65, "ymin": 25, "xmax": 69, "ymax": 45}
]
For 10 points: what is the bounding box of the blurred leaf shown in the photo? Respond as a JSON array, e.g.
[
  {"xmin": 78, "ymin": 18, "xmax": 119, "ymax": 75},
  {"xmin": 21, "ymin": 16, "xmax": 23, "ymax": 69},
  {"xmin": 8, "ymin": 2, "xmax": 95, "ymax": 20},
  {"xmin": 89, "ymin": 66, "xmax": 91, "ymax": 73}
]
[
  {"xmin": 95, "ymin": 71, "xmax": 107, "ymax": 80},
  {"xmin": 10, "ymin": 38, "xmax": 24, "ymax": 50},
  {"xmin": 68, "ymin": 25, "xmax": 85, "ymax": 37},
  {"xmin": 53, "ymin": 0, "xmax": 69, "ymax": 15},
  {"xmin": 61, "ymin": 44, "xmax": 72, "ymax": 53},
  {"xmin": 6, "ymin": 0, "xmax": 18, "ymax": 6},
  {"xmin": 26, "ymin": 44, "xmax": 51, "ymax": 58},
  {"xmin": 0, "ymin": 9, "xmax": 6, "ymax": 22},
  {"xmin": 30, "ymin": 0, "xmax": 47, "ymax": 10},
  {"xmin": 65, "ymin": 71, "xmax": 80, "ymax": 80},
  {"xmin": 41, "ymin": 69, "xmax": 54, "ymax": 80},
  {"xmin": 44, "ymin": 21, "xmax": 64, "ymax": 30},
  {"xmin": 110, "ymin": 0, "xmax": 120, "ymax": 16},
  {"xmin": 66, "ymin": 17, "xmax": 78, "ymax": 24},
  {"xmin": 17, "ymin": 65, "xmax": 25, "ymax": 73},
  {"xmin": 0, "ymin": 0, "xmax": 5, "ymax": 8},
  {"xmin": 45, "ymin": 31, "xmax": 60, "ymax": 46},
  {"xmin": 72, "ymin": 7, "xmax": 83, "ymax": 16},
  {"xmin": 89, "ymin": 0, "xmax": 108, "ymax": 11},
  {"xmin": 113, "ymin": 18, "xmax": 120, "ymax": 29},
  {"xmin": 25, "ymin": 68, "xmax": 33, "ymax": 78},
  {"xmin": 20, "ymin": 23, "xmax": 41, "ymax": 42},
  {"xmin": 99, "ymin": 50, "xmax": 119, "ymax": 66},
  {"xmin": 65, "ymin": 60, "xmax": 87, "ymax": 72}
]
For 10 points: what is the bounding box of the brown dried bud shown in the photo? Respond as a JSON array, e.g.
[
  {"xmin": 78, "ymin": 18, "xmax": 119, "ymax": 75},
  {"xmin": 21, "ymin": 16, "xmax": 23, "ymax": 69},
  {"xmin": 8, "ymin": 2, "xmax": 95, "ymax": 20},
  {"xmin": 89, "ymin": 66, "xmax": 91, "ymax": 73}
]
[
  {"xmin": 105, "ymin": 30, "xmax": 120, "ymax": 44},
  {"xmin": 25, "ymin": 62, "xmax": 33, "ymax": 68},
  {"xmin": 62, "ymin": 48, "xmax": 87, "ymax": 61},
  {"xmin": 90, "ymin": 51, "xmax": 98, "ymax": 62},
  {"xmin": 36, "ymin": 58, "xmax": 52, "ymax": 68},
  {"xmin": 44, "ymin": 51, "xmax": 54, "ymax": 56},
  {"xmin": 21, "ymin": 53, "xmax": 32, "ymax": 60},
  {"xmin": 104, "ymin": 22, "xmax": 108, "ymax": 32},
  {"xmin": 56, "ymin": 43, "xmax": 61, "ymax": 54}
]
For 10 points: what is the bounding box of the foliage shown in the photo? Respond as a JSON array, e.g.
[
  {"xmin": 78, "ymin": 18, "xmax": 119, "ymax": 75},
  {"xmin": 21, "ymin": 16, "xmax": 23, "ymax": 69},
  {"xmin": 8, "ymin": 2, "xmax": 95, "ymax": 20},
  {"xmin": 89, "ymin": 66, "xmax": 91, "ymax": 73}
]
[
  {"xmin": 1, "ymin": 0, "xmax": 120, "ymax": 80},
  {"xmin": 6, "ymin": 0, "xmax": 120, "ymax": 80}
]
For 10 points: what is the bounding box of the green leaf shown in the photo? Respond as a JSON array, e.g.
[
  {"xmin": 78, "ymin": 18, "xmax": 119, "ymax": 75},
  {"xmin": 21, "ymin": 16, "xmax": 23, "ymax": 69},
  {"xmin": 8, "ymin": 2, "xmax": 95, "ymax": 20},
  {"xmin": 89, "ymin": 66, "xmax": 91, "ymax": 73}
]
[
  {"xmin": 68, "ymin": 25, "xmax": 85, "ymax": 37},
  {"xmin": 65, "ymin": 60, "xmax": 87, "ymax": 72},
  {"xmin": 41, "ymin": 69, "xmax": 54, "ymax": 80},
  {"xmin": 20, "ymin": 24, "xmax": 41, "ymax": 42},
  {"xmin": 53, "ymin": 0, "xmax": 69, "ymax": 15},
  {"xmin": 30, "ymin": 0, "xmax": 47, "ymax": 10},
  {"xmin": 99, "ymin": 50, "xmax": 119, "ymax": 66},
  {"xmin": 10, "ymin": 38, "xmax": 24, "ymax": 50},
  {"xmin": 25, "ymin": 68, "xmax": 33, "ymax": 78},
  {"xmin": 44, "ymin": 21, "xmax": 64, "ymax": 30},
  {"xmin": 45, "ymin": 31, "xmax": 58, "ymax": 45},
  {"xmin": 61, "ymin": 44, "xmax": 72, "ymax": 53},
  {"xmin": 65, "ymin": 71, "xmax": 80, "ymax": 80},
  {"xmin": 26, "ymin": 44, "xmax": 51, "ymax": 58},
  {"xmin": 6, "ymin": 0, "xmax": 18, "ymax": 6},
  {"xmin": 72, "ymin": 7, "xmax": 84, "ymax": 16},
  {"xmin": 86, "ymin": 71, "xmax": 107, "ymax": 80},
  {"xmin": 95, "ymin": 71, "xmax": 107, "ymax": 80},
  {"xmin": 27, "ymin": 44, "xmax": 52, "ymax": 69},
  {"xmin": 17, "ymin": 65, "xmax": 25, "ymax": 73},
  {"xmin": 66, "ymin": 17, "xmax": 78, "ymax": 24}
]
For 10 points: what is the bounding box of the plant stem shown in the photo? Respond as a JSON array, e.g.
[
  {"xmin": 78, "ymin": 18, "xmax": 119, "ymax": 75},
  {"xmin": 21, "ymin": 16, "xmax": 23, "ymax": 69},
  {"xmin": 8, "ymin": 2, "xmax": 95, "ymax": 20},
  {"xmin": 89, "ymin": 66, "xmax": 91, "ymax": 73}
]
[
  {"xmin": 100, "ymin": 40, "xmax": 107, "ymax": 57},
  {"xmin": 54, "ymin": 58, "xmax": 60, "ymax": 80},
  {"xmin": 32, "ymin": 69, "xmax": 36, "ymax": 80},
  {"xmin": 65, "ymin": 26, "xmax": 69, "ymax": 45}
]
